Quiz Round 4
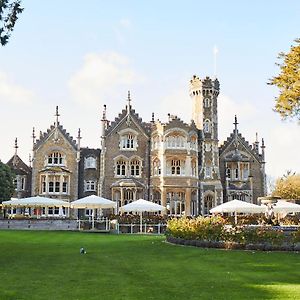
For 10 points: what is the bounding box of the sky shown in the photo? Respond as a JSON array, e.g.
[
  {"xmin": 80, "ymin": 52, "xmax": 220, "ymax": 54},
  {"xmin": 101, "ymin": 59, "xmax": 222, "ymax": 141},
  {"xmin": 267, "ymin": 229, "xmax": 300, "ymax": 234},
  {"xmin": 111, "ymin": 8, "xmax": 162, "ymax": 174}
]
[{"xmin": 1, "ymin": 0, "xmax": 300, "ymax": 184}]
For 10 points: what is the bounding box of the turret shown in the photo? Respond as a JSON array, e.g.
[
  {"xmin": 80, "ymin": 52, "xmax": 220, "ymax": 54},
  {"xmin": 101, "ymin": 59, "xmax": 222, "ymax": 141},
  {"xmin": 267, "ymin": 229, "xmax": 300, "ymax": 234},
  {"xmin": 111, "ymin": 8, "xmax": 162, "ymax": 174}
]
[{"xmin": 189, "ymin": 75, "xmax": 203, "ymax": 130}]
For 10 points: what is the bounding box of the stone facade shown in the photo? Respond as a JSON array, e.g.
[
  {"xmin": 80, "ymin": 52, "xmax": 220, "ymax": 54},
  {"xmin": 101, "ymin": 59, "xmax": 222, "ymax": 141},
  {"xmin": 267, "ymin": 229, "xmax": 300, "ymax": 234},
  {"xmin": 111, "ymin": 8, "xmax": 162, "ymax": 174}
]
[
  {"xmin": 6, "ymin": 75, "xmax": 267, "ymax": 216},
  {"xmin": 31, "ymin": 122, "xmax": 79, "ymax": 202}
]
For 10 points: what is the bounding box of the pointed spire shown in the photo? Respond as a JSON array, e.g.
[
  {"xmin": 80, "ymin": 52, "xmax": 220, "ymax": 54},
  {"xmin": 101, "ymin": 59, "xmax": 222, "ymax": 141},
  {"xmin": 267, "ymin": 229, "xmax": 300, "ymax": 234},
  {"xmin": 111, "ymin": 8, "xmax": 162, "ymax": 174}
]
[
  {"xmin": 102, "ymin": 104, "xmax": 107, "ymax": 121},
  {"xmin": 76, "ymin": 128, "xmax": 82, "ymax": 162},
  {"xmin": 253, "ymin": 132, "xmax": 259, "ymax": 153},
  {"xmin": 233, "ymin": 115, "xmax": 239, "ymax": 133},
  {"xmin": 261, "ymin": 138, "xmax": 265, "ymax": 160},
  {"xmin": 32, "ymin": 127, "xmax": 36, "ymax": 149},
  {"xmin": 77, "ymin": 128, "xmax": 82, "ymax": 146},
  {"xmin": 151, "ymin": 112, "xmax": 155, "ymax": 123},
  {"xmin": 127, "ymin": 91, "xmax": 131, "ymax": 114},
  {"xmin": 55, "ymin": 106, "xmax": 60, "ymax": 126},
  {"xmin": 14, "ymin": 137, "xmax": 18, "ymax": 156}
]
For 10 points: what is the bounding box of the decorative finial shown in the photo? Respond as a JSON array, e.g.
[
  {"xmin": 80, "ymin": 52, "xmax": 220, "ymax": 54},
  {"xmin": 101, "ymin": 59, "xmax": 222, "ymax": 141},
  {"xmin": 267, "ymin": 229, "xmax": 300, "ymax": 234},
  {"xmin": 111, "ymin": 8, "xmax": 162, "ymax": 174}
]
[
  {"xmin": 55, "ymin": 106, "xmax": 60, "ymax": 126},
  {"xmin": 14, "ymin": 138, "xmax": 18, "ymax": 155},
  {"xmin": 32, "ymin": 127, "xmax": 36, "ymax": 145},
  {"xmin": 151, "ymin": 112, "xmax": 154, "ymax": 122},
  {"xmin": 261, "ymin": 138, "xmax": 265, "ymax": 148},
  {"xmin": 102, "ymin": 104, "xmax": 107, "ymax": 120},
  {"xmin": 255, "ymin": 132, "xmax": 259, "ymax": 143},
  {"xmin": 29, "ymin": 154, "xmax": 32, "ymax": 167}
]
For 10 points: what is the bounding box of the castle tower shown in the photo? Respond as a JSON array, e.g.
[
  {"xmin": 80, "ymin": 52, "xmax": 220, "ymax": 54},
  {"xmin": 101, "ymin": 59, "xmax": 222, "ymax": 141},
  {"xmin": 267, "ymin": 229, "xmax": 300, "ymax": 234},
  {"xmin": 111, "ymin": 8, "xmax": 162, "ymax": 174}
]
[
  {"xmin": 191, "ymin": 76, "xmax": 223, "ymax": 214},
  {"xmin": 189, "ymin": 75, "xmax": 203, "ymax": 130}
]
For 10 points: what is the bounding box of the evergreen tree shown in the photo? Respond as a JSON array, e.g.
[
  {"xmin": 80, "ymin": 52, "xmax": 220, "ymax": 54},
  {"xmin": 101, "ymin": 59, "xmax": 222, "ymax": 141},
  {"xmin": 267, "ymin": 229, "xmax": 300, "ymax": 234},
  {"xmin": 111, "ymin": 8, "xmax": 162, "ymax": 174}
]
[
  {"xmin": 269, "ymin": 38, "xmax": 300, "ymax": 120},
  {"xmin": 0, "ymin": 160, "xmax": 15, "ymax": 202},
  {"xmin": 0, "ymin": 0, "xmax": 23, "ymax": 46}
]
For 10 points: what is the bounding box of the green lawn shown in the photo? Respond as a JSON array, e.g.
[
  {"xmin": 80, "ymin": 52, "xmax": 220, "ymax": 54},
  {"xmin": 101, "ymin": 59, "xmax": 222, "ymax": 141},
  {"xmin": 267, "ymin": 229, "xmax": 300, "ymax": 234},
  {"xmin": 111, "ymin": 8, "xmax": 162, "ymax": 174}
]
[{"xmin": 0, "ymin": 231, "xmax": 299, "ymax": 300}]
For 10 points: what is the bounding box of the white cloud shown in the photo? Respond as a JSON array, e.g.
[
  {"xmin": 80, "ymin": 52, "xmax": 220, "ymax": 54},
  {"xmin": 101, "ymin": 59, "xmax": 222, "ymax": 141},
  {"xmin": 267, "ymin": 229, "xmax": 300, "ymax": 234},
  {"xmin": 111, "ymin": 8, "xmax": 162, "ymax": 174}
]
[
  {"xmin": 157, "ymin": 87, "xmax": 192, "ymax": 123},
  {"xmin": 68, "ymin": 52, "xmax": 142, "ymax": 108},
  {"xmin": 0, "ymin": 71, "xmax": 35, "ymax": 105}
]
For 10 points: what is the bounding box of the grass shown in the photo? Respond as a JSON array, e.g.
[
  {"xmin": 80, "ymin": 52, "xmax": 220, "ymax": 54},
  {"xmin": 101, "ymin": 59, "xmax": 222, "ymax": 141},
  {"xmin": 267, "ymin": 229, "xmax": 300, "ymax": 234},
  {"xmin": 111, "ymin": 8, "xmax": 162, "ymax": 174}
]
[{"xmin": 0, "ymin": 231, "xmax": 299, "ymax": 300}]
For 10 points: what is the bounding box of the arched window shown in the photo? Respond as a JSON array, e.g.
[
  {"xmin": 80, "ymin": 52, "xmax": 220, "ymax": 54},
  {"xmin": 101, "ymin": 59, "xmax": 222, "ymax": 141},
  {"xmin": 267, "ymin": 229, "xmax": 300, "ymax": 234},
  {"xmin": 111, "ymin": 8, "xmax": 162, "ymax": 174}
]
[
  {"xmin": 152, "ymin": 135, "xmax": 161, "ymax": 150},
  {"xmin": 130, "ymin": 159, "xmax": 141, "ymax": 177},
  {"xmin": 191, "ymin": 159, "xmax": 197, "ymax": 176},
  {"xmin": 116, "ymin": 160, "xmax": 126, "ymax": 176},
  {"xmin": 84, "ymin": 157, "xmax": 96, "ymax": 169},
  {"xmin": 203, "ymin": 120, "xmax": 211, "ymax": 133},
  {"xmin": 204, "ymin": 195, "xmax": 214, "ymax": 215},
  {"xmin": 152, "ymin": 158, "xmax": 161, "ymax": 176},
  {"xmin": 47, "ymin": 152, "xmax": 65, "ymax": 166},
  {"xmin": 190, "ymin": 136, "xmax": 197, "ymax": 150},
  {"xmin": 166, "ymin": 134, "xmax": 186, "ymax": 149},
  {"xmin": 204, "ymin": 98, "xmax": 211, "ymax": 108}
]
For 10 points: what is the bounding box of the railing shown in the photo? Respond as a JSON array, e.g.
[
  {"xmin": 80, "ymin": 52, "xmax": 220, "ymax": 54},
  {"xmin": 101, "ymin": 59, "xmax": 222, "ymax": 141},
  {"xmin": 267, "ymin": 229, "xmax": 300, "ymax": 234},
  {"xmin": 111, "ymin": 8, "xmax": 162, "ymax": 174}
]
[{"xmin": 116, "ymin": 223, "xmax": 167, "ymax": 234}]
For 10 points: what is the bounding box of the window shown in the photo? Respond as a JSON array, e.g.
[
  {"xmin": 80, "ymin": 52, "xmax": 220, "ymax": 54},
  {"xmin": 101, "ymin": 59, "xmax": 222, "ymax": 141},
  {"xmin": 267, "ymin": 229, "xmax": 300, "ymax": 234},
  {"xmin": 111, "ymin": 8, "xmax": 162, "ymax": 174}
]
[
  {"xmin": 85, "ymin": 157, "xmax": 96, "ymax": 169},
  {"xmin": 40, "ymin": 174, "xmax": 69, "ymax": 194},
  {"xmin": 47, "ymin": 152, "xmax": 65, "ymax": 166},
  {"xmin": 166, "ymin": 159, "xmax": 185, "ymax": 176},
  {"xmin": 120, "ymin": 133, "xmax": 136, "ymax": 150},
  {"xmin": 152, "ymin": 159, "xmax": 161, "ymax": 176},
  {"xmin": 130, "ymin": 160, "xmax": 141, "ymax": 177},
  {"xmin": 226, "ymin": 168, "xmax": 231, "ymax": 179},
  {"xmin": 85, "ymin": 180, "xmax": 96, "ymax": 192},
  {"xmin": 62, "ymin": 176, "xmax": 68, "ymax": 193},
  {"xmin": 166, "ymin": 134, "xmax": 186, "ymax": 149},
  {"xmin": 191, "ymin": 159, "xmax": 197, "ymax": 177},
  {"xmin": 205, "ymin": 143, "xmax": 211, "ymax": 152},
  {"xmin": 203, "ymin": 120, "xmax": 211, "ymax": 133},
  {"xmin": 242, "ymin": 163, "xmax": 249, "ymax": 180},
  {"xmin": 152, "ymin": 136, "xmax": 161, "ymax": 150},
  {"xmin": 116, "ymin": 160, "xmax": 126, "ymax": 176},
  {"xmin": 190, "ymin": 136, "xmax": 197, "ymax": 150},
  {"xmin": 204, "ymin": 98, "xmax": 211, "ymax": 108},
  {"xmin": 234, "ymin": 168, "xmax": 239, "ymax": 180},
  {"xmin": 205, "ymin": 166, "xmax": 212, "ymax": 178}
]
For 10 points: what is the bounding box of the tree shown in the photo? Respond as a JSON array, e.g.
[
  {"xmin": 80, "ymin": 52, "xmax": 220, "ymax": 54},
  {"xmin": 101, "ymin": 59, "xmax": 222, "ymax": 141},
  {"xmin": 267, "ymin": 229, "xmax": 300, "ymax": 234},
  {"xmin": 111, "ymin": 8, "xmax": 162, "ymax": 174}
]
[
  {"xmin": 0, "ymin": 160, "xmax": 15, "ymax": 202},
  {"xmin": 0, "ymin": 0, "xmax": 23, "ymax": 46},
  {"xmin": 272, "ymin": 172, "xmax": 300, "ymax": 200},
  {"xmin": 269, "ymin": 38, "xmax": 300, "ymax": 120}
]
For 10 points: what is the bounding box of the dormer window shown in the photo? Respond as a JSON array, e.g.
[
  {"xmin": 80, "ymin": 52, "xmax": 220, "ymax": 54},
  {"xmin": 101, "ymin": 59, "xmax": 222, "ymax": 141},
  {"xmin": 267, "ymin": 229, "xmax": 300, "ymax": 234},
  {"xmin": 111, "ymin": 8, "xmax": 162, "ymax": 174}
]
[
  {"xmin": 85, "ymin": 157, "xmax": 96, "ymax": 169},
  {"xmin": 120, "ymin": 132, "xmax": 138, "ymax": 151},
  {"xmin": 47, "ymin": 152, "xmax": 65, "ymax": 166}
]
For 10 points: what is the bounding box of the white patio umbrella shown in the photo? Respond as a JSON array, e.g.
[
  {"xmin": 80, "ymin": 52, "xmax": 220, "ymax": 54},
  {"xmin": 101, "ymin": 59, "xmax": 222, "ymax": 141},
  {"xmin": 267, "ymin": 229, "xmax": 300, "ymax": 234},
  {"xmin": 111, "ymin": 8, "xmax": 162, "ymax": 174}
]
[
  {"xmin": 119, "ymin": 199, "xmax": 166, "ymax": 233},
  {"xmin": 272, "ymin": 200, "xmax": 300, "ymax": 215},
  {"xmin": 71, "ymin": 195, "xmax": 116, "ymax": 209},
  {"xmin": 2, "ymin": 196, "xmax": 70, "ymax": 218},
  {"xmin": 71, "ymin": 195, "xmax": 116, "ymax": 229},
  {"xmin": 210, "ymin": 199, "xmax": 265, "ymax": 224},
  {"xmin": 2, "ymin": 196, "xmax": 69, "ymax": 207}
]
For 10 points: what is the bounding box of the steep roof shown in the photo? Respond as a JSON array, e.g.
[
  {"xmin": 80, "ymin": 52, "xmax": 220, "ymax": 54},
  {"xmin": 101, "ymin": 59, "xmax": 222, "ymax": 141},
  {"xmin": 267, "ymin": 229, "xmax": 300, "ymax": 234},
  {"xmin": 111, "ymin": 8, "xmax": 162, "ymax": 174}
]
[
  {"xmin": 33, "ymin": 124, "xmax": 78, "ymax": 151},
  {"xmin": 106, "ymin": 106, "xmax": 151, "ymax": 137},
  {"xmin": 7, "ymin": 155, "xmax": 31, "ymax": 175},
  {"xmin": 219, "ymin": 130, "xmax": 263, "ymax": 162}
]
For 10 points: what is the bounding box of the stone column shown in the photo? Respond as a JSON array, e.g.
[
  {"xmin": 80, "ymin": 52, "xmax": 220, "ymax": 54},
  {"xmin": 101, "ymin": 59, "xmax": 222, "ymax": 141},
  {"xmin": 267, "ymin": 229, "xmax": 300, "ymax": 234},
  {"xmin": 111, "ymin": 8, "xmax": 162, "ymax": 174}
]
[
  {"xmin": 185, "ymin": 188, "xmax": 191, "ymax": 216},
  {"xmin": 161, "ymin": 188, "xmax": 167, "ymax": 215}
]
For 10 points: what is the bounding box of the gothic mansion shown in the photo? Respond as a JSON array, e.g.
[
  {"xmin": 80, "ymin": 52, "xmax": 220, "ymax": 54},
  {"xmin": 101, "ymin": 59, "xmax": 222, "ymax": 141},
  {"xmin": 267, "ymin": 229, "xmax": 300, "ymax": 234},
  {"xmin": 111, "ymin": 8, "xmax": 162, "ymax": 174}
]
[{"xmin": 8, "ymin": 75, "xmax": 267, "ymax": 216}]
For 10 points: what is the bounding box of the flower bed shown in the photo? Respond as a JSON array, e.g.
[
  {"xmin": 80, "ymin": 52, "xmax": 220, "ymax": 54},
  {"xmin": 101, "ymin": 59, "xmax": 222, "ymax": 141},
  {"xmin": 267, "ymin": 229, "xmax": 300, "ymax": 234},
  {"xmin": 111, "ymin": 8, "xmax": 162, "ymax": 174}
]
[{"xmin": 166, "ymin": 216, "xmax": 300, "ymax": 251}]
